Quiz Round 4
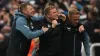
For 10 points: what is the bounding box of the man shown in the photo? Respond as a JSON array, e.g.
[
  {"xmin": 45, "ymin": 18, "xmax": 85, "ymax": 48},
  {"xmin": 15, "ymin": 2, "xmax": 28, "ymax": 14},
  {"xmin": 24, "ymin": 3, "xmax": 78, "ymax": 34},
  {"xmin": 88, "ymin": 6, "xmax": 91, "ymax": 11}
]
[
  {"xmin": 37, "ymin": 5, "xmax": 66, "ymax": 56},
  {"xmin": 61, "ymin": 8, "xmax": 90, "ymax": 56},
  {"xmin": 7, "ymin": 3, "xmax": 49, "ymax": 56},
  {"xmin": 35, "ymin": 4, "xmax": 85, "ymax": 56},
  {"xmin": 84, "ymin": 10, "xmax": 100, "ymax": 56}
]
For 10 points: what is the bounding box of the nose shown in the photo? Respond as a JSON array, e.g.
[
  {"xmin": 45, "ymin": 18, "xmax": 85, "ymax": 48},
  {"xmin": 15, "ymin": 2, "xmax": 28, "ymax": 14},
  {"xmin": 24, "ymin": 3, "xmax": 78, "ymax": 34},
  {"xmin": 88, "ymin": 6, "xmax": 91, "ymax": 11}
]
[{"xmin": 32, "ymin": 9, "xmax": 35, "ymax": 12}]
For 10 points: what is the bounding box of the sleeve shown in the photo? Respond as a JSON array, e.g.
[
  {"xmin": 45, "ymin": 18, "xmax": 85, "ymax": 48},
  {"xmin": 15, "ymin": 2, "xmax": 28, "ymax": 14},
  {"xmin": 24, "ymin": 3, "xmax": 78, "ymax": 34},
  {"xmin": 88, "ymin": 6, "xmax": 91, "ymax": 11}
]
[
  {"xmin": 82, "ymin": 31, "xmax": 90, "ymax": 56},
  {"xmin": 43, "ymin": 27, "xmax": 54, "ymax": 35},
  {"xmin": 44, "ymin": 19, "xmax": 63, "ymax": 35},
  {"xmin": 16, "ymin": 17, "xmax": 44, "ymax": 39},
  {"xmin": 31, "ymin": 16, "xmax": 44, "ymax": 21}
]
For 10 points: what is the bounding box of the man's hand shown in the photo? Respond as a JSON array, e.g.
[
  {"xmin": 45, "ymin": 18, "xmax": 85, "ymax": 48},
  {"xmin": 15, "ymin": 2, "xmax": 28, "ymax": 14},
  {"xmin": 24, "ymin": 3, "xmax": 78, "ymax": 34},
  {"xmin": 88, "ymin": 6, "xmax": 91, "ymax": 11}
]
[
  {"xmin": 79, "ymin": 25, "xmax": 85, "ymax": 33},
  {"xmin": 0, "ymin": 33, "xmax": 4, "ymax": 42},
  {"xmin": 42, "ymin": 27, "xmax": 48, "ymax": 33},
  {"xmin": 52, "ymin": 20, "xmax": 58, "ymax": 28},
  {"xmin": 58, "ymin": 13, "xmax": 66, "ymax": 21},
  {"xmin": 94, "ymin": 29, "xmax": 100, "ymax": 33}
]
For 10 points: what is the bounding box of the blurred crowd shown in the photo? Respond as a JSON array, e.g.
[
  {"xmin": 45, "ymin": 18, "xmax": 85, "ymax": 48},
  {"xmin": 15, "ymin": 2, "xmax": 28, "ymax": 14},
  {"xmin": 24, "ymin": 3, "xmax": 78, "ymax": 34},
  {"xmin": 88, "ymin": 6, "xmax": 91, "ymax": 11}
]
[{"xmin": 0, "ymin": 0, "xmax": 100, "ymax": 56}]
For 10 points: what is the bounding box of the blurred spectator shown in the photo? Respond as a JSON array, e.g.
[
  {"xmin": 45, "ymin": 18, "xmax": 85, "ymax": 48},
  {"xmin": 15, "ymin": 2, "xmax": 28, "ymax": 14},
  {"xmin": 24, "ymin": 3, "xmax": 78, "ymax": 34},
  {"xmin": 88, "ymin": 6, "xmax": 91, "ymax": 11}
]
[
  {"xmin": 0, "ymin": 7, "xmax": 7, "ymax": 17},
  {"xmin": 32, "ymin": 37, "xmax": 39, "ymax": 56},
  {"xmin": 3, "ymin": 13, "xmax": 10, "ymax": 26},
  {"xmin": 1, "ymin": 25, "xmax": 11, "ymax": 37},
  {"xmin": 0, "ymin": 33, "xmax": 4, "ymax": 43},
  {"xmin": 0, "ymin": 18, "xmax": 5, "ymax": 31},
  {"xmin": 27, "ymin": 39, "xmax": 35, "ymax": 56},
  {"xmin": 9, "ymin": 5, "xmax": 19, "ymax": 16},
  {"xmin": 84, "ymin": 9, "xmax": 100, "ymax": 56},
  {"xmin": 9, "ymin": 4, "xmax": 18, "ymax": 27},
  {"xmin": 0, "ymin": 0, "xmax": 10, "ymax": 8},
  {"xmin": 84, "ymin": 9, "xmax": 100, "ymax": 43},
  {"xmin": 58, "ymin": 0, "xmax": 69, "ymax": 11},
  {"xmin": 87, "ymin": 0, "xmax": 98, "ymax": 13},
  {"xmin": 72, "ymin": 0, "xmax": 83, "ymax": 11},
  {"xmin": 27, "ymin": 37, "xmax": 39, "ymax": 56},
  {"xmin": 96, "ymin": 0, "xmax": 100, "ymax": 18},
  {"xmin": 70, "ymin": 4, "xmax": 78, "ymax": 9},
  {"xmin": 0, "ymin": 33, "xmax": 10, "ymax": 56},
  {"xmin": 34, "ymin": 8, "xmax": 43, "ymax": 16},
  {"xmin": 35, "ymin": 0, "xmax": 48, "ymax": 8}
]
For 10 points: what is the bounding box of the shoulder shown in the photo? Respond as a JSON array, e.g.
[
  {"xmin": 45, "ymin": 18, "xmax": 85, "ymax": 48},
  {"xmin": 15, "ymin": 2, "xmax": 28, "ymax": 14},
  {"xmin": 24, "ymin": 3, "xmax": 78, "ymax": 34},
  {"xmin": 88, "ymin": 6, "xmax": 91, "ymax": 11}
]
[
  {"xmin": 15, "ymin": 16, "xmax": 27, "ymax": 26},
  {"xmin": 16, "ymin": 17, "xmax": 26, "ymax": 22}
]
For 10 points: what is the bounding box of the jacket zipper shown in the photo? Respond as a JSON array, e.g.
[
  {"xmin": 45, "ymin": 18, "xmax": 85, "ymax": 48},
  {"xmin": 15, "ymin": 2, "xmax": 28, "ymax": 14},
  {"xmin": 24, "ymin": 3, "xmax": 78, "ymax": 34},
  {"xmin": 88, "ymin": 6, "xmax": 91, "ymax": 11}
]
[{"xmin": 73, "ymin": 33, "xmax": 76, "ymax": 56}]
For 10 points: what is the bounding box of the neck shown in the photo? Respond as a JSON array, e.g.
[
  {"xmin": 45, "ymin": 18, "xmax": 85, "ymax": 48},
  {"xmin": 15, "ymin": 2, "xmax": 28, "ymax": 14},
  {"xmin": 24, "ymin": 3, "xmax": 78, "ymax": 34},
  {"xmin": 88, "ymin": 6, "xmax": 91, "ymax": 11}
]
[
  {"xmin": 24, "ymin": 14, "xmax": 31, "ymax": 19},
  {"xmin": 45, "ymin": 16, "xmax": 53, "ymax": 23},
  {"xmin": 22, "ymin": 11, "xmax": 29, "ymax": 17}
]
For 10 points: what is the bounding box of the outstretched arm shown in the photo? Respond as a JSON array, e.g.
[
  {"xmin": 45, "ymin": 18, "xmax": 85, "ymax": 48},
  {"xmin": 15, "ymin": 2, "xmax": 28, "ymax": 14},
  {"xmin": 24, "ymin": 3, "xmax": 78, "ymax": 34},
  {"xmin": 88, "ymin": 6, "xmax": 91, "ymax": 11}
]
[
  {"xmin": 83, "ymin": 31, "xmax": 90, "ymax": 56},
  {"xmin": 31, "ymin": 16, "xmax": 44, "ymax": 21},
  {"xmin": 16, "ymin": 17, "xmax": 48, "ymax": 39}
]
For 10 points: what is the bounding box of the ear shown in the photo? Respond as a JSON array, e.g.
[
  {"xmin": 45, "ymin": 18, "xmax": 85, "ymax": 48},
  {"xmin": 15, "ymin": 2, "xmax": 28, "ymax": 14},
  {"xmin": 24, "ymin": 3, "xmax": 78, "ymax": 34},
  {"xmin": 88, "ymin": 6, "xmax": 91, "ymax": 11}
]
[
  {"xmin": 23, "ymin": 9, "xmax": 26, "ymax": 12},
  {"xmin": 68, "ymin": 15, "xmax": 72, "ymax": 20},
  {"xmin": 23, "ymin": 9, "xmax": 27, "ymax": 14}
]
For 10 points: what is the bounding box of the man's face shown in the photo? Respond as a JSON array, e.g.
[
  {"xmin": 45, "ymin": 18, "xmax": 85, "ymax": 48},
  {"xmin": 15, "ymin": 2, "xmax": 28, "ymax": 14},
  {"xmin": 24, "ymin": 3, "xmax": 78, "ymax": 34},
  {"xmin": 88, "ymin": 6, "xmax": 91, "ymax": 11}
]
[
  {"xmin": 70, "ymin": 13, "xmax": 80, "ymax": 26},
  {"xmin": 25, "ymin": 5, "xmax": 35, "ymax": 16},
  {"xmin": 48, "ymin": 8, "xmax": 58, "ymax": 20}
]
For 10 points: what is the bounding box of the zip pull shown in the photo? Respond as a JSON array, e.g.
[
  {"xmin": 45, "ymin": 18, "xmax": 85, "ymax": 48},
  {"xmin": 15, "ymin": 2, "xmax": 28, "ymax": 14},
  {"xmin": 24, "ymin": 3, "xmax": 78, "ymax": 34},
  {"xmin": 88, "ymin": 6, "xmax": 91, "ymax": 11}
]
[{"xmin": 73, "ymin": 34, "xmax": 76, "ymax": 56}]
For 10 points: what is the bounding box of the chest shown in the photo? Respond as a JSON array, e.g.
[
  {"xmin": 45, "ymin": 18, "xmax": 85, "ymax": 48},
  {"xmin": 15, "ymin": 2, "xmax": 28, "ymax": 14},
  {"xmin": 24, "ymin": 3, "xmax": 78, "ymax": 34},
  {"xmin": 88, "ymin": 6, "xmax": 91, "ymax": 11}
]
[
  {"xmin": 26, "ymin": 19, "xmax": 36, "ymax": 31},
  {"xmin": 63, "ymin": 25, "xmax": 83, "ymax": 41}
]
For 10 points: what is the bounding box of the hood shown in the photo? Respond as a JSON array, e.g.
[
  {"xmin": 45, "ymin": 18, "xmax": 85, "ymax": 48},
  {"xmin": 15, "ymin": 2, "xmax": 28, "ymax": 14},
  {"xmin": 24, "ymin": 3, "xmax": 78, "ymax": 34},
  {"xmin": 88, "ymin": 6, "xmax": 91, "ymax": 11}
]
[{"xmin": 14, "ymin": 10, "xmax": 27, "ymax": 19}]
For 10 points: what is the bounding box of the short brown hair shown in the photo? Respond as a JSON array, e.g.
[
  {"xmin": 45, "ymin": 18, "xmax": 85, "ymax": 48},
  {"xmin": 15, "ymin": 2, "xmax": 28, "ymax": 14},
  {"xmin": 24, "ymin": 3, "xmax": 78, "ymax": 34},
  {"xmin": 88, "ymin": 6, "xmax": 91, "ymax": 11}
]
[
  {"xmin": 19, "ymin": 3, "xmax": 33, "ymax": 13},
  {"xmin": 68, "ymin": 7, "xmax": 79, "ymax": 16},
  {"xmin": 44, "ymin": 5, "xmax": 56, "ymax": 16}
]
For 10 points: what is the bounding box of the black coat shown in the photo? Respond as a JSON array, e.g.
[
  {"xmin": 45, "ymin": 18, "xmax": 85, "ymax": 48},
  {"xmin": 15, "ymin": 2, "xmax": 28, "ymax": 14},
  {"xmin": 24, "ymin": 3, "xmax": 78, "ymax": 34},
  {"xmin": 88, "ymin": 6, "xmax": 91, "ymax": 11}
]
[
  {"xmin": 61, "ymin": 19, "xmax": 86, "ymax": 56},
  {"xmin": 38, "ymin": 18, "xmax": 64, "ymax": 56}
]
